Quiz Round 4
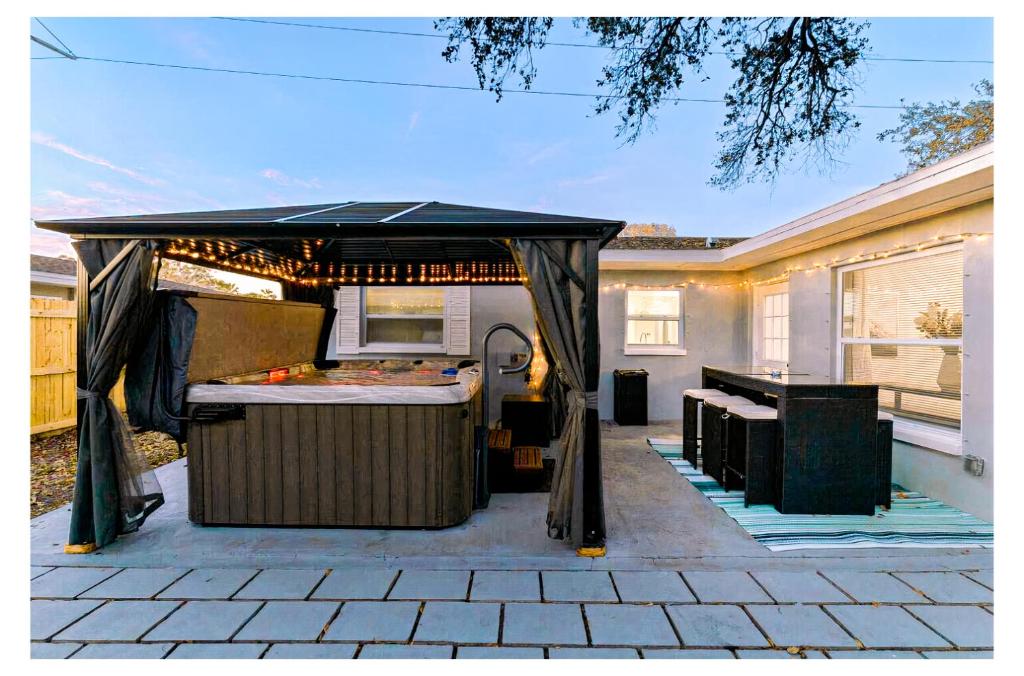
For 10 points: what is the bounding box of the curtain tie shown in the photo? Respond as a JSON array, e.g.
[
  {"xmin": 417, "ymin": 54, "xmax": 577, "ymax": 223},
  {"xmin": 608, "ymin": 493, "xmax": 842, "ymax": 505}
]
[
  {"xmin": 76, "ymin": 388, "xmax": 101, "ymax": 399},
  {"xmin": 570, "ymin": 390, "xmax": 600, "ymax": 410}
]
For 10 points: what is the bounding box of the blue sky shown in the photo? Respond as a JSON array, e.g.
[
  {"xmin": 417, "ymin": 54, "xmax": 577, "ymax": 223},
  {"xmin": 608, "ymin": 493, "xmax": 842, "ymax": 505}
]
[{"xmin": 30, "ymin": 16, "xmax": 993, "ymax": 257}]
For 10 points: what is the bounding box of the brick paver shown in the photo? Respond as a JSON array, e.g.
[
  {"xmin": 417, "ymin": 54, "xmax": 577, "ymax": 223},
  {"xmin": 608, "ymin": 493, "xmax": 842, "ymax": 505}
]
[
  {"xmin": 611, "ymin": 571, "xmax": 695, "ymax": 603},
  {"xmin": 157, "ymin": 568, "xmax": 258, "ymax": 599},
  {"xmin": 167, "ymin": 643, "xmax": 268, "ymax": 659},
  {"xmin": 665, "ymin": 604, "xmax": 769, "ymax": 648},
  {"xmin": 470, "ymin": 570, "xmax": 540, "ymax": 601},
  {"xmin": 79, "ymin": 568, "xmax": 188, "ymax": 599},
  {"xmin": 548, "ymin": 648, "xmax": 638, "ymax": 658},
  {"xmin": 750, "ymin": 571, "xmax": 850, "ymax": 603},
  {"xmin": 825, "ymin": 605, "xmax": 950, "ymax": 649},
  {"xmin": 143, "ymin": 600, "xmax": 262, "ymax": 642},
  {"xmin": 643, "ymin": 649, "xmax": 735, "ymax": 658},
  {"xmin": 54, "ymin": 600, "xmax": 180, "ymax": 642},
  {"xmin": 585, "ymin": 603, "xmax": 679, "ymax": 647},
  {"xmin": 31, "ymin": 567, "xmax": 120, "ymax": 598},
  {"xmin": 542, "ymin": 571, "xmax": 617, "ymax": 602},
  {"xmin": 233, "ymin": 601, "xmax": 338, "ymax": 641},
  {"xmin": 457, "ymin": 647, "xmax": 545, "ymax": 658},
  {"xmin": 821, "ymin": 571, "xmax": 926, "ymax": 603},
  {"xmin": 962, "ymin": 570, "xmax": 993, "ymax": 589},
  {"xmin": 234, "ymin": 569, "xmax": 326, "ymax": 600},
  {"xmin": 389, "ymin": 570, "xmax": 470, "ymax": 600},
  {"xmin": 683, "ymin": 572, "xmax": 772, "ymax": 603},
  {"xmin": 827, "ymin": 650, "xmax": 923, "ymax": 658},
  {"xmin": 894, "ymin": 572, "xmax": 993, "ymax": 604},
  {"xmin": 72, "ymin": 643, "xmax": 175, "ymax": 659},
  {"xmin": 264, "ymin": 643, "xmax": 358, "ymax": 659},
  {"xmin": 920, "ymin": 651, "xmax": 993, "ymax": 659},
  {"xmin": 414, "ymin": 602, "xmax": 501, "ymax": 644},
  {"xmin": 905, "ymin": 605, "xmax": 994, "ymax": 648},
  {"xmin": 502, "ymin": 602, "xmax": 588, "ymax": 646},
  {"xmin": 357, "ymin": 644, "xmax": 453, "ymax": 659},
  {"xmin": 746, "ymin": 604, "xmax": 858, "ymax": 648},
  {"xmin": 311, "ymin": 568, "xmax": 397, "ymax": 599},
  {"xmin": 321, "ymin": 601, "xmax": 420, "ymax": 642},
  {"xmin": 31, "ymin": 599, "xmax": 103, "ymax": 640},
  {"xmin": 31, "ymin": 642, "xmax": 82, "ymax": 659}
]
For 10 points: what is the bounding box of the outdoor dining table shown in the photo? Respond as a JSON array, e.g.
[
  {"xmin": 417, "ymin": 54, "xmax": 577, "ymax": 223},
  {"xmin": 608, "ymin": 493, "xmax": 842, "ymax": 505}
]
[{"xmin": 702, "ymin": 365, "xmax": 879, "ymax": 515}]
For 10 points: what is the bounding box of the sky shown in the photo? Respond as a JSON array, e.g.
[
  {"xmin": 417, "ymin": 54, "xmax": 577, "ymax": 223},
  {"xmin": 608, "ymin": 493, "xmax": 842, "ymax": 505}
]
[{"xmin": 30, "ymin": 16, "xmax": 993, "ymax": 265}]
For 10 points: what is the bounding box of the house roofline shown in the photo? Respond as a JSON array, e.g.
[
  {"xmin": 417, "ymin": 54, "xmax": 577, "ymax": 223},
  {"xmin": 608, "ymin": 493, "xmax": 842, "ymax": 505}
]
[{"xmin": 600, "ymin": 143, "xmax": 994, "ymax": 271}]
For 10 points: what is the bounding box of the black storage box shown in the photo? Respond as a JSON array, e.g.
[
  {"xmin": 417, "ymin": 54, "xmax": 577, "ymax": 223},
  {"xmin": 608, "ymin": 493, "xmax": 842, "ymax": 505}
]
[
  {"xmin": 613, "ymin": 369, "xmax": 648, "ymax": 425},
  {"xmin": 501, "ymin": 393, "xmax": 551, "ymax": 447}
]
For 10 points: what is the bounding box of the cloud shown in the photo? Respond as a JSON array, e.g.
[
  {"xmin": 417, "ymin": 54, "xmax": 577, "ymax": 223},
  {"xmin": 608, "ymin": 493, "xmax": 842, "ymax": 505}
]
[
  {"xmin": 407, "ymin": 111, "xmax": 421, "ymax": 133},
  {"xmin": 556, "ymin": 172, "xmax": 612, "ymax": 189},
  {"xmin": 30, "ymin": 225, "xmax": 75, "ymax": 257},
  {"xmin": 30, "ymin": 187, "xmax": 167, "ymax": 221},
  {"xmin": 31, "ymin": 132, "xmax": 164, "ymax": 186},
  {"xmin": 526, "ymin": 140, "xmax": 570, "ymax": 166},
  {"xmin": 259, "ymin": 168, "xmax": 322, "ymax": 190}
]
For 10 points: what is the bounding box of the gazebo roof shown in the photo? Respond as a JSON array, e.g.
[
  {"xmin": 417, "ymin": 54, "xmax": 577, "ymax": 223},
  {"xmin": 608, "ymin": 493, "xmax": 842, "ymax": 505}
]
[{"xmin": 36, "ymin": 201, "xmax": 624, "ymax": 285}]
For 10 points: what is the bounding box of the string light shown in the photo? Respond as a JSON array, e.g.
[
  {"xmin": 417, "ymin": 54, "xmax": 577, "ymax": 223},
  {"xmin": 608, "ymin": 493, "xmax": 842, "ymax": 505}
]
[{"xmin": 598, "ymin": 232, "xmax": 991, "ymax": 292}]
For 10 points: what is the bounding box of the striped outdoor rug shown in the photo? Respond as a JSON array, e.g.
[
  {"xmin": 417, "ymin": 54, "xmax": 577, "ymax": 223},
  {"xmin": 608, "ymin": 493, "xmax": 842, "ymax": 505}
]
[{"xmin": 648, "ymin": 438, "xmax": 994, "ymax": 551}]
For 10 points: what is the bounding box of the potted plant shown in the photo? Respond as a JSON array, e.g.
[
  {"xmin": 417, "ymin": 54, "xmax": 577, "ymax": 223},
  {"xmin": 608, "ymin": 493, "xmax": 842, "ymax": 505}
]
[{"xmin": 914, "ymin": 302, "xmax": 963, "ymax": 393}]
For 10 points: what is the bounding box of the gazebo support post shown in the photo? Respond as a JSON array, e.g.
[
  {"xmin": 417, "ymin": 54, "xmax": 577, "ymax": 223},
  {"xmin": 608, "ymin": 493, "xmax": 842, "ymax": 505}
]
[
  {"xmin": 66, "ymin": 256, "xmax": 97, "ymax": 554},
  {"xmin": 578, "ymin": 238, "xmax": 607, "ymax": 556}
]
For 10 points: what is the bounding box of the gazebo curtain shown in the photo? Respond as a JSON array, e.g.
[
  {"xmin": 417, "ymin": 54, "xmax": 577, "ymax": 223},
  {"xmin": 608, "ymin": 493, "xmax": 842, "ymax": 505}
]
[
  {"xmin": 282, "ymin": 281, "xmax": 339, "ymax": 361},
  {"xmin": 69, "ymin": 239, "xmax": 165, "ymax": 549},
  {"xmin": 510, "ymin": 239, "xmax": 600, "ymax": 546}
]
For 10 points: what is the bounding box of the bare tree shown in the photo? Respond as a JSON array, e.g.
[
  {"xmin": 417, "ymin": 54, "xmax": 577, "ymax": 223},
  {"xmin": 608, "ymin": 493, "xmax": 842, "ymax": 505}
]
[{"xmin": 437, "ymin": 17, "xmax": 869, "ymax": 187}]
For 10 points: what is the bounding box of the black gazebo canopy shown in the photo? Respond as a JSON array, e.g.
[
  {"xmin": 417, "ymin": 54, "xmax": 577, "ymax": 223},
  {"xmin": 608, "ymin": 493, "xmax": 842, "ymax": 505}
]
[{"xmin": 37, "ymin": 201, "xmax": 624, "ymax": 556}]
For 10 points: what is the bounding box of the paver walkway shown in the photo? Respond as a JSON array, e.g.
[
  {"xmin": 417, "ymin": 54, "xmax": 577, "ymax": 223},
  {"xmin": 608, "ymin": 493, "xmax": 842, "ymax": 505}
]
[{"xmin": 31, "ymin": 565, "xmax": 993, "ymax": 659}]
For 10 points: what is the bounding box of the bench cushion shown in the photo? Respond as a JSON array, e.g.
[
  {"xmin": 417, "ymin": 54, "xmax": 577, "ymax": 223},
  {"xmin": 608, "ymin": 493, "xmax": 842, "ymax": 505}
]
[
  {"xmin": 730, "ymin": 404, "xmax": 778, "ymax": 420},
  {"xmin": 683, "ymin": 388, "xmax": 723, "ymax": 399},
  {"xmin": 877, "ymin": 410, "xmax": 895, "ymax": 421},
  {"xmin": 704, "ymin": 395, "xmax": 753, "ymax": 409}
]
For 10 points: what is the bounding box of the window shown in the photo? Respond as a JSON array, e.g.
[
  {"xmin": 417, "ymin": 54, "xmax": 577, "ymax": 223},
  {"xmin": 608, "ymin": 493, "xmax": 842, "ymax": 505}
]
[
  {"xmin": 837, "ymin": 245, "xmax": 963, "ymax": 451},
  {"xmin": 336, "ymin": 286, "xmax": 470, "ymax": 355},
  {"xmin": 624, "ymin": 288, "xmax": 685, "ymax": 355},
  {"xmin": 753, "ymin": 282, "xmax": 789, "ymax": 366},
  {"xmin": 364, "ymin": 287, "xmax": 445, "ymax": 349}
]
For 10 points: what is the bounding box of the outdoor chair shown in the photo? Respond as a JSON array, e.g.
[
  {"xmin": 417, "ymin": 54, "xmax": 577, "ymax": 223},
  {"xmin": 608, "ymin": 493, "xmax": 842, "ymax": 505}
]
[
  {"xmin": 877, "ymin": 411, "xmax": 894, "ymax": 509},
  {"xmin": 700, "ymin": 394, "xmax": 754, "ymax": 484},
  {"xmin": 682, "ymin": 388, "xmax": 724, "ymax": 468},
  {"xmin": 724, "ymin": 404, "xmax": 778, "ymax": 506}
]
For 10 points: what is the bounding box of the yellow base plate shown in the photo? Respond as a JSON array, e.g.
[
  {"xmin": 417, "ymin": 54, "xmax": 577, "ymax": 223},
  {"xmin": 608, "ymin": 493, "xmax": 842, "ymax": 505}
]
[
  {"xmin": 576, "ymin": 545, "xmax": 607, "ymax": 558},
  {"xmin": 63, "ymin": 543, "xmax": 97, "ymax": 554}
]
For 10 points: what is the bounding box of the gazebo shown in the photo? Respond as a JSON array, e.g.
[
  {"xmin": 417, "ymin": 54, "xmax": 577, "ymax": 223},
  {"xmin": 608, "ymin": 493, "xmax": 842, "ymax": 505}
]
[{"xmin": 35, "ymin": 201, "xmax": 624, "ymax": 557}]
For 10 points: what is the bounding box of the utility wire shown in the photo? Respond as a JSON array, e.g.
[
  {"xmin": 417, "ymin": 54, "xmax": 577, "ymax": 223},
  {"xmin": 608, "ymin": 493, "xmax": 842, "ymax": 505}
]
[
  {"xmin": 212, "ymin": 16, "xmax": 994, "ymax": 64},
  {"xmin": 32, "ymin": 18, "xmax": 76, "ymax": 59},
  {"xmin": 46, "ymin": 54, "xmax": 907, "ymax": 109}
]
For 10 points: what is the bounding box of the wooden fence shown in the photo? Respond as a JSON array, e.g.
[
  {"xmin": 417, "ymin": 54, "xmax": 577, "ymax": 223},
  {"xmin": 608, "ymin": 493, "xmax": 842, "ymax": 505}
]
[{"xmin": 30, "ymin": 297, "xmax": 125, "ymax": 435}]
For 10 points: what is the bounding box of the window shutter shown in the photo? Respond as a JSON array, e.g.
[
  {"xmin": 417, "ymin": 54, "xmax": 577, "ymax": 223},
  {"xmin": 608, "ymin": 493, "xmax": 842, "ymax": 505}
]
[
  {"xmin": 335, "ymin": 287, "xmax": 361, "ymax": 354},
  {"xmin": 445, "ymin": 287, "xmax": 471, "ymax": 355}
]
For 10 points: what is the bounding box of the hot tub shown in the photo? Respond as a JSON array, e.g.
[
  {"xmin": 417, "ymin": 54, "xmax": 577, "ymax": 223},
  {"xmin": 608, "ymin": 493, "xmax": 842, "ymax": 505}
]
[{"xmin": 184, "ymin": 358, "xmax": 481, "ymax": 528}]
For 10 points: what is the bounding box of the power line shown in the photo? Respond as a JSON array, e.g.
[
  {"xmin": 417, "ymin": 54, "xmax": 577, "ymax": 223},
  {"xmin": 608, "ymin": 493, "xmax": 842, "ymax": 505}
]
[
  {"xmin": 212, "ymin": 16, "xmax": 993, "ymax": 64},
  {"xmin": 34, "ymin": 18, "xmax": 76, "ymax": 57},
  {"xmin": 47, "ymin": 54, "xmax": 906, "ymax": 109}
]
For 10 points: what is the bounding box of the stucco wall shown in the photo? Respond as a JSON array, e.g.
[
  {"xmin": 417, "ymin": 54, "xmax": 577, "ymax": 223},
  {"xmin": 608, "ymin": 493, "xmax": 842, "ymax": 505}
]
[
  {"xmin": 596, "ymin": 270, "xmax": 749, "ymax": 421},
  {"xmin": 326, "ymin": 285, "xmax": 537, "ymax": 424},
  {"xmin": 741, "ymin": 200, "xmax": 993, "ymax": 521}
]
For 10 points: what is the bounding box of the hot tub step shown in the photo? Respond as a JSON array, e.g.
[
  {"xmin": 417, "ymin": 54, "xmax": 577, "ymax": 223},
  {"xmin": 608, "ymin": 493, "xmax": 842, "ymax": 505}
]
[
  {"xmin": 513, "ymin": 447, "xmax": 543, "ymax": 473},
  {"xmin": 488, "ymin": 428, "xmax": 512, "ymax": 452}
]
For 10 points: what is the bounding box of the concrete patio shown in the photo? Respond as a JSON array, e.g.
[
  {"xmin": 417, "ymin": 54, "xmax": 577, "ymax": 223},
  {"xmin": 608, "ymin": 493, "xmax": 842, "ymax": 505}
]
[{"xmin": 31, "ymin": 423, "xmax": 993, "ymax": 658}]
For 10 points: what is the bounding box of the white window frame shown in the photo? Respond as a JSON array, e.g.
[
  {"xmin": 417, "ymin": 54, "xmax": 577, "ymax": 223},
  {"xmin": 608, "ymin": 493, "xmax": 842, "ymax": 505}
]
[
  {"xmin": 623, "ymin": 287, "xmax": 687, "ymax": 356},
  {"xmin": 834, "ymin": 243, "xmax": 964, "ymax": 455},
  {"xmin": 752, "ymin": 281, "xmax": 790, "ymax": 368},
  {"xmin": 360, "ymin": 287, "xmax": 447, "ymax": 354}
]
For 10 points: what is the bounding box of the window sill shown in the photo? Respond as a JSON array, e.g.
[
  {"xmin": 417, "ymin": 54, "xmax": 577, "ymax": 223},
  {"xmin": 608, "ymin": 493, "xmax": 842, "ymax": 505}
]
[
  {"xmin": 623, "ymin": 346, "xmax": 687, "ymax": 356},
  {"xmin": 893, "ymin": 418, "xmax": 963, "ymax": 456},
  {"xmin": 356, "ymin": 343, "xmax": 447, "ymax": 354}
]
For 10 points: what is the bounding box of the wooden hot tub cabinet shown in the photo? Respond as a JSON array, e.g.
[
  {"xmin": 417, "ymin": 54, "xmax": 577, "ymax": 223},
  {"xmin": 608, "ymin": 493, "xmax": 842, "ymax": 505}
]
[{"xmin": 186, "ymin": 397, "xmax": 477, "ymax": 528}]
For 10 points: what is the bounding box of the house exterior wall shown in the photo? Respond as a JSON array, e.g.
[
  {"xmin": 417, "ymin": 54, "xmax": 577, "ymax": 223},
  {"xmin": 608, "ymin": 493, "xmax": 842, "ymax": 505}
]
[
  {"xmin": 596, "ymin": 270, "xmax": 749, "ymax": 421},
  {"xmin": 31, "ymin": 281, "xmax": 74, "ymax": 299},
  {"xmin": 741, "ymin": 200, "xmax": 993, "ymax": 521},
  {"xmin": 326, "ymin": 285, "xmax": 537, "ymax": 424}
]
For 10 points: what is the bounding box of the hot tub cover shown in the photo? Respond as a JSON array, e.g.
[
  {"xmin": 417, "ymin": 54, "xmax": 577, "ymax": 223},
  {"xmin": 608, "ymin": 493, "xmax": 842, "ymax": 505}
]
[{"xmin": 185, "ymin": 359, "xmax": 482, "ymax": 405}]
